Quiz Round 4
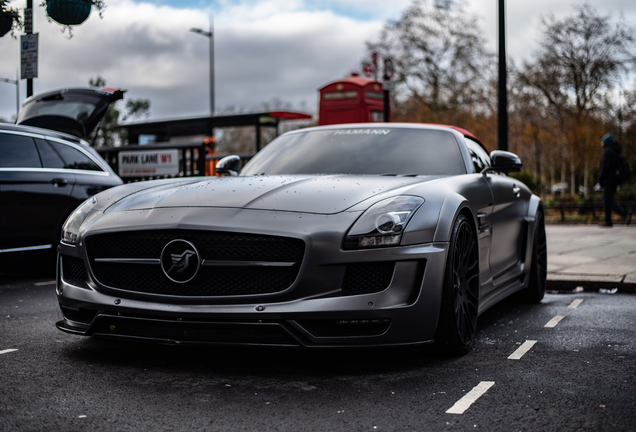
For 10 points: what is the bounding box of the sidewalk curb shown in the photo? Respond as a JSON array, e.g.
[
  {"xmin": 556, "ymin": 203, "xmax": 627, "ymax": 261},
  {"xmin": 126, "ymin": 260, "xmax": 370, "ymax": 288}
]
[{"xmin": 547, "ymin": 279, "xmax": 636, "ymax": 294}]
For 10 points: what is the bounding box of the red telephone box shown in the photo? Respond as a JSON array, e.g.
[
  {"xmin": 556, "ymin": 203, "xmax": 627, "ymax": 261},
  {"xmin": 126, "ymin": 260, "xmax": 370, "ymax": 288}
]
[{"xmin": 318, "ymin": 74, "xmax": 390, "ymax": 126}]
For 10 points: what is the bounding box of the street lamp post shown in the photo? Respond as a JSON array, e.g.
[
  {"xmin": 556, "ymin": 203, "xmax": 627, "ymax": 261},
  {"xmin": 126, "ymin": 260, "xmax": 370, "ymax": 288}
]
[
  {"xmin": 190, "ymin": 16, "xmax": 215, "ymax": 117},
  {"xmin": 25, "ymin": 0, "xmax": 34, "ymax": 97},
  {"xmin": 0, "ymin": 71, "xmax": 20, "ymax": 118},
  {"xmin": 497, "ymin": 0, "xmax": 508, "ymax": 152}
]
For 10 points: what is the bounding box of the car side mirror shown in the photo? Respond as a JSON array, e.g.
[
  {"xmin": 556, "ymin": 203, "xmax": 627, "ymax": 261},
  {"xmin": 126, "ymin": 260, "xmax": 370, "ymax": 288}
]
[
  {"xmin": 481, "ymin": 150, "xmax": 522, "ymax": 174},
  {"xmin": 215, "ymin": 155, "xmax": 241, "ymax": 176}
]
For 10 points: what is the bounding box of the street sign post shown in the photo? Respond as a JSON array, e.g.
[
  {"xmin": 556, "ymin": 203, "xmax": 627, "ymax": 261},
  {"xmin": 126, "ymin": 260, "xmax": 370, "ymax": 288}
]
[
  {"xmin": 383, "ymin": 58, "xmax": 395, "ymax": 81},
  {"xmin": 362, "ymin": 63, "xmax": 374, "ymax": 78},
  {"xmin": 24, "ymin": 0, "xmax": 35, "ymax": 97},
  {"xmin": 20, "ymin": 34, "xmax": 38, "ymax": 80},
  {"xmin": 382, "ymin": 57, "xmax": 395, "ymax": 122},
  {"xmin": 24, "ymin": 8, "xmax": 32, "ymax": 33},
  {"xmin": 371, "ymin": 52, "xmax": 378, "ymax": 81},
  {"xmin": 382, "ymin": 81, "xmax": 396, "ymax": 92}
]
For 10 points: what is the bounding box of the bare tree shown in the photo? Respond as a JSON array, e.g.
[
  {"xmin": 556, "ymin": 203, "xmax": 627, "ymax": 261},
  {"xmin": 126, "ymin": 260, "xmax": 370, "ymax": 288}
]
[
  {"xmin": 518, "ymin": 4, "xmax": 636, "ymax": 195},
  {"xmin": 366, "ymin": 0, "xmax": 494, "ymax": 124},
  {"xmin": 538, "ymin": 5, "xmax": 635, "ymax": 116}
]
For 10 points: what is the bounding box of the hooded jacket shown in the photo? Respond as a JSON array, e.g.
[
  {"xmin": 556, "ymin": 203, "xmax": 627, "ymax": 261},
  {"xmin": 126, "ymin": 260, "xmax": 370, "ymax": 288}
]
[{"xmin": 598, "ymin": 138, "xmax": 622, "ymax": 186}]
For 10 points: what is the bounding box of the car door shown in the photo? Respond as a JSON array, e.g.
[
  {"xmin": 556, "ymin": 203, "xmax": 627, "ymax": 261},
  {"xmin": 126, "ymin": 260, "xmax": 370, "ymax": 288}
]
[
  {"xmin": 0, "ymin": 132, "xmax": 75, "ymax": 254},
  {"xmin": 46, "ymin": 138, "xmax": 118, "ymax": 208},
  {"xmin": 486, "ymin": 173, "xmax": 529, "ymax": 283}
]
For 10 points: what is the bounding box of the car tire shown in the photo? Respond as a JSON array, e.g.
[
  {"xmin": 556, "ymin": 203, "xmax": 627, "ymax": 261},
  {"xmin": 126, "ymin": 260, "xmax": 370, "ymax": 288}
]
[
  {"xmin": 435, "ymin": 214, "xmax": 480, "ymax": 355},
  {"xmin": 523, "ymin": 210, "xmax": 547, "ymax": 303}
]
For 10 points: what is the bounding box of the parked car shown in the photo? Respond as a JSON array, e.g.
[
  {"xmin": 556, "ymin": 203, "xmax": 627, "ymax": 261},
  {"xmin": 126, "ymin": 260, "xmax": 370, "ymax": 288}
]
[
  {"xmin": 55, "ymin": 123, "xmax": 546, "ymax": 355},
  {"xmin": 0, "ymin": 123, "xmax": 122, "ymax": 272},
  {"xmin": 16, "ymin": 87, "xmax": 125, "ymax": 139}
]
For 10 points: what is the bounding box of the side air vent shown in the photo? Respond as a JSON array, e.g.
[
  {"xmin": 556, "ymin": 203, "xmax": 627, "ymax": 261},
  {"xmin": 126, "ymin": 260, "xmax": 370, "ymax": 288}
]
[
  {"xmin": 342, "ymin": 262, "xmax": 395, "ymax": 294},
  {"xmin": 61, "ymin": 256, "xmax": 89, "ymax": 289}
]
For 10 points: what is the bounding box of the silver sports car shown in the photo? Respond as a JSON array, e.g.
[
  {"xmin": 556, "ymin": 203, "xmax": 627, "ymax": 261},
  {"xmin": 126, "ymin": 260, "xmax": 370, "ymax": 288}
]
[{"xmin": 56, "ymin": 123, "xmax": 546, "ymax": 354}]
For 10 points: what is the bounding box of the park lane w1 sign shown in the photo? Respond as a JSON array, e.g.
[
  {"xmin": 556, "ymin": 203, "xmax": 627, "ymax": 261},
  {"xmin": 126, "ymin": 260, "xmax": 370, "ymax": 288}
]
[{"xmin": 118, "ymin": 149, "xmax": 179, "ymax": 178}]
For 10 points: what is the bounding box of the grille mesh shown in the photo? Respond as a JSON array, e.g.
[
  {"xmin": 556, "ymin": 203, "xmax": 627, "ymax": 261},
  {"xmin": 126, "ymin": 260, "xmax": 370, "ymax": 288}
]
[
  {"xmin": 91, "ymin": 263, "xmax": 299, "ymax": 296},
  {"xmin": 342, "ymin": 262, "xmax": 395, "ymax": 294},
  {"xmin": 87, "ymin": 230, "xmax": 303, "ymax": 262},
  {"xmin": 61, "ymin": 256, "xmax": 89, "ymax": 289},
  {"xmin": 85, "ymin": 230, "xmax": 304, "ymax": 297}
]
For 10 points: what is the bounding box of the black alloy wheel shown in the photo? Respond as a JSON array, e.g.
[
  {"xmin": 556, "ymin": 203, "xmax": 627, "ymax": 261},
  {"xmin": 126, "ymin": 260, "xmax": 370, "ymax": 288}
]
[
  {"xmin": 436, "ymin": 214, "xmax": 480, "ymax": 355},
  {"xmin": 524, "ymin": 210, "xmax": 547, "ymax": 303}
]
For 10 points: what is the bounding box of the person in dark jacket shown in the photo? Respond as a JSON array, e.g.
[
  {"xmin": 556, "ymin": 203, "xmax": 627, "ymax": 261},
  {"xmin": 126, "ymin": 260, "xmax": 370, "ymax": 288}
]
[{"xmin": 598, "ymin": 134, "xmax": 632, "ymax": 227}]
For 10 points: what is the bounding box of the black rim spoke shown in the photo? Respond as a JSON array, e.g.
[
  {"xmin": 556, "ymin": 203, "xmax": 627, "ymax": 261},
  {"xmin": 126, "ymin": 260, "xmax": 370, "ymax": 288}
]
[{"xmin": 452, "ymin": 221, "xmax": 479, "ymax": 345}]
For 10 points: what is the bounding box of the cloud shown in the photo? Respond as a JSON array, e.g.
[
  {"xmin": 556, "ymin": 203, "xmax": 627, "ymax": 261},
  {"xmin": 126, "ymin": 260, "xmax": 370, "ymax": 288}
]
[
  {"xmin": 1, "ymin": 0, "xmax": 634, "ymax": 122},
  {"xmin": 0, "ymin": 0, "xmax": 384, "ymax": 121},
  {"xmin": 465, "ymin": 0, "xmax": 636, "ymax": 65}
]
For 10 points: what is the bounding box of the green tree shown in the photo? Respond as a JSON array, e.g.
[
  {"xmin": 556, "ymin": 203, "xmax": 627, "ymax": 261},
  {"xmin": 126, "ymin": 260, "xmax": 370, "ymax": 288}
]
[{"xmin": 0, "ymin": 0, "xmax": 23, "ymax": 38}]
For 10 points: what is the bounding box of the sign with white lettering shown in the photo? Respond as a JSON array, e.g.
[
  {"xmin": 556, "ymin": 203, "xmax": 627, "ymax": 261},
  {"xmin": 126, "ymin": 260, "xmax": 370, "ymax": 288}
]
[
  {"xmin": 383, "ymin": 57, "xmax": 395, "ymax": 80},
  {"xmin": 21, "ymin": 34, "xmax": 38, "ymax": 80},
  {"xmin": 25, "ymin": 9, "xmax": 33, "ymax": 33},
  {"xmin": 118, "ymin": 149, "xmax": 179, "ymax": 178}
]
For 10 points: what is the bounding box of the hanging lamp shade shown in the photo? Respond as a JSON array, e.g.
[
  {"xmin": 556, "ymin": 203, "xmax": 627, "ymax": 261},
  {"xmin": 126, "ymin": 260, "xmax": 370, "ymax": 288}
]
[
  {"xmin": 46, "ymin": 0, "xmax": 92, "ymax": 26},
  {"xmin": 0, "ymin": 13, "xmax": 13, "ymax": 37}
]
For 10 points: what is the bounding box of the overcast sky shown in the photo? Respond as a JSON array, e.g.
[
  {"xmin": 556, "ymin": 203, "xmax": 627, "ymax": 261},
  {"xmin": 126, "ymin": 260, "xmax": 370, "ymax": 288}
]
[{"xmin": 1, "ymin": 0, "xmax": 635, "ymax": 122}]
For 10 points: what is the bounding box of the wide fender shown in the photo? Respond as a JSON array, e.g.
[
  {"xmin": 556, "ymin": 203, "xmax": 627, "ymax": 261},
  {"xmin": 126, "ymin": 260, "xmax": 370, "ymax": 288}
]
[
  {"xmin": 522, "ymin": 194, "xmax": 544, "ymax": 272},
  {"xmin": 433, "ymin": 193, "xmax": 475, "ymax": 243},
  {"xmin": 413, "ymin": 193, "xmax": 474, "ymax": 340},
  {"xmin": 527, "ymin": 194, "xmax": 542, "ymax": 220},
  {"xmin": 525, "ymin": 194, "xmax": 544, "ymax": 249}
]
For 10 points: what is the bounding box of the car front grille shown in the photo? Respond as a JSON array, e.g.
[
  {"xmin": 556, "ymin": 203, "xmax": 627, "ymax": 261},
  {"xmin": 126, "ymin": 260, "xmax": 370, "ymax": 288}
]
[
  {"xmin": 87, "ymin": 230, "xmax": 303, "ymax": 262},
  {"xmin": 85, "ymin": 230, "xmax": 305, "ymax": 298}
]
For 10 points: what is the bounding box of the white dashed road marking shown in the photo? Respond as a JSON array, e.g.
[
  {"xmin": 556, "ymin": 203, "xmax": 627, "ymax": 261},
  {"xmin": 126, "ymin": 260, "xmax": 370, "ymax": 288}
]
[
  {"xmin": 508, "ymin": 340, "xmax": 537, "ymax": 360},
  {"xmin": 0, "ymin": 349, "xmax": 18, "ymax": 355},
  {"xmin": 446, "ymin": 381, "xmax": 495, "ymax": 414},
  {"xmin": 544, "ymin": 315, "xmax": 565, "ymax": 328},
  {"xmin": 568, "ymin": 299, "xmax": 584, "ymax": 309},
  {"xmin": 34, "ymin": 281, "xmax": 55, "ymax": 286}
]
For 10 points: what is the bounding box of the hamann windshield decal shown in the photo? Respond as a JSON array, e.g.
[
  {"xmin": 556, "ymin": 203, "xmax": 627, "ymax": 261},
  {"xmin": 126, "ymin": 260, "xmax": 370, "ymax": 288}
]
[{"xmin": 332, "ymin": 129, "xmax": 391, "ymax": 135}]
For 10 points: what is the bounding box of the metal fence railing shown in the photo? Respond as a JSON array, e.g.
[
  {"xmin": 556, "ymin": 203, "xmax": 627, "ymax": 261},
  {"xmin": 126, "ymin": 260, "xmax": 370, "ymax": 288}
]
[{"xmin": 544, "ymin": 201, "xmax": 636, "ymax": 221}]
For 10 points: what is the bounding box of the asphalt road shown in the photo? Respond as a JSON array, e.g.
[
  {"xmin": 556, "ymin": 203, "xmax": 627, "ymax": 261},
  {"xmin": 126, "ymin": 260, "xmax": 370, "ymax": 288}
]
[{"xmin": 1, "ymin": 277, "xmax": 634, "ymax": 432}]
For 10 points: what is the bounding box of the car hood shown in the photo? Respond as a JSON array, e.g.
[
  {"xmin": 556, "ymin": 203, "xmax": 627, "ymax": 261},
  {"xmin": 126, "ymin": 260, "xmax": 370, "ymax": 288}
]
[{"xmin": 104, "ymin": 175, "xmax": 439, "ymax": 215}]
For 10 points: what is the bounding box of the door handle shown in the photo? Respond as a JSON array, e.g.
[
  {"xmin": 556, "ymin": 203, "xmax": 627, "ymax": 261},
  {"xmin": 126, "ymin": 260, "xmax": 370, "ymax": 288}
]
[
  {"xmin": 512, "ymin": 184, "xmax": 520, "ymax": 197},
  {"xmin": 52, "ymin": 178, "xmax": 68, "ymax": 187}
]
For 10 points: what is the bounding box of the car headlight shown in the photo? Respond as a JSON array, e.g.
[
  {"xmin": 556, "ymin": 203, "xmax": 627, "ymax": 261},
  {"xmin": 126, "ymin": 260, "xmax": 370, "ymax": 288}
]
[
  {"xmin": 343, "ymin": 196, "xmax": 424, "ymax": 250},
  {"xmin": 61, "ymin": 196, "xmax": 99, "ymax": 245}
]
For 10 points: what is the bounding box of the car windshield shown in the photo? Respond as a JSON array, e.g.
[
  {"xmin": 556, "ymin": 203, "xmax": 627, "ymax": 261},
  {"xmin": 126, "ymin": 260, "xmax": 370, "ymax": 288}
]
[{"xmin": 240, "ymin": 128, "xmax": 466, "ymax": 176}]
